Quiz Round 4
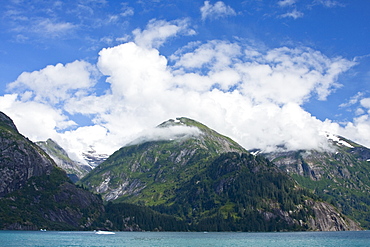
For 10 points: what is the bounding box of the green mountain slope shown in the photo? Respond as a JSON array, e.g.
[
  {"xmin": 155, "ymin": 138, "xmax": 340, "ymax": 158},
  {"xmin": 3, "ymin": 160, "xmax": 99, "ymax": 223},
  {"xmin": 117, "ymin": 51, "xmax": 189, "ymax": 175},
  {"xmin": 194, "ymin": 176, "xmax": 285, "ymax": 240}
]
[
  {"xmin": 264, "ymin": 134, "xmax": 370, "ymax": 228},
  {"xmin": 80, "ymin": 117, "xmax": 246, "ymax": 203},
  {"xmin": 80, "ymin": 117, "xmax": 360, "ymax": 231},
  {"xmin": 0, "ymin": 112, "xmax": 104, "ymax": 230}
]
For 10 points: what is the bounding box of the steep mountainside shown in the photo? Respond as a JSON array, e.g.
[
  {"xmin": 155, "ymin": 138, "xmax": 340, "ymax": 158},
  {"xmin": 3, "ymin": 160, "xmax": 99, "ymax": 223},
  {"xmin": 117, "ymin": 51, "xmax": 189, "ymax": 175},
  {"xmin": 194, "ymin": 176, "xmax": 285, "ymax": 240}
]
[
  {"xmin": 0, "ymin": 112, "xmax": 54, "ymax": 196},
  {"xmin": 0, "ymin": 112, "xmax": 104, "ymax": 230},
  {"xmin": 264, "ymin": 134, "xmax": 370, "ymax": 228},
  {"xmin": 37, "ymin": 139, "xmax": 91, "ymax": 182},
  {"xmin": 80, "ymin": 118, "xmax": 246, "ymax": 202},
  {"xmin": 80, "ymin": 117, "xmax": 360, "ymax": 231}
]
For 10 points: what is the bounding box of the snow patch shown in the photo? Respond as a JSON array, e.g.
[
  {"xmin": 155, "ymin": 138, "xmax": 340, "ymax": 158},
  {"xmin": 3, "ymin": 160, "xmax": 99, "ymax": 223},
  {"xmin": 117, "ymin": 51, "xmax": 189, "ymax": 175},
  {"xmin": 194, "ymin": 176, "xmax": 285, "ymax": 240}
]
[
  {"xmin": 325, "ymin": 133, "xmax": 354, "ymax": 148},
  {"xmin": 250, "ymin": 150, "xmax": 261, "ymax": 156}
]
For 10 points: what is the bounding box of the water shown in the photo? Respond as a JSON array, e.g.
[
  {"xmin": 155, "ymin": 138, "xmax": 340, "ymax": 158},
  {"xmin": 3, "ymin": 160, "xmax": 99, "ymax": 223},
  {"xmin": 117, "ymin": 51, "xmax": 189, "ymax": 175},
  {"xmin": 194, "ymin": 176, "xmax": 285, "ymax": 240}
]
[{"xmin": 0, "ymin": 231, "xmax": 369, "ymax": 247}]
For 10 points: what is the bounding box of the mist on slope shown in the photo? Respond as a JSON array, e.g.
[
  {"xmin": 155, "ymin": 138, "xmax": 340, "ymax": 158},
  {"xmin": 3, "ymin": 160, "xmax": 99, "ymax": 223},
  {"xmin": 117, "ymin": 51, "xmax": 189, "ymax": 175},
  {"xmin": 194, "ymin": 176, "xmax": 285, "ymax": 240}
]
[{"xmin": 127, "ymin": 123, "xmax": 201, "ymax": 146}]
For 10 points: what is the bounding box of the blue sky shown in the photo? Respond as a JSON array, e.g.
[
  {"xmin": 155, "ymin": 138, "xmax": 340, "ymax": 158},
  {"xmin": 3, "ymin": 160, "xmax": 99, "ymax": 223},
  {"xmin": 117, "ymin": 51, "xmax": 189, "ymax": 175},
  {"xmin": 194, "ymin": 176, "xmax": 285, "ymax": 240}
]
[{"xmin": 0, "ymin": 0, "xmax": 369, "ymax": 161}]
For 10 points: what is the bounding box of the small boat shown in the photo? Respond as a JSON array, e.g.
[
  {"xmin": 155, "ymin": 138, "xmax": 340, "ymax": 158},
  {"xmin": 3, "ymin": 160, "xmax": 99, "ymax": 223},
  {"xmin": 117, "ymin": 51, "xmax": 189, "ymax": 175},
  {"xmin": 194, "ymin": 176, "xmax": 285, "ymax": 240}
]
[{"xmin": 95, "ymin": 230, "xmax": 115, "ymax": 235}]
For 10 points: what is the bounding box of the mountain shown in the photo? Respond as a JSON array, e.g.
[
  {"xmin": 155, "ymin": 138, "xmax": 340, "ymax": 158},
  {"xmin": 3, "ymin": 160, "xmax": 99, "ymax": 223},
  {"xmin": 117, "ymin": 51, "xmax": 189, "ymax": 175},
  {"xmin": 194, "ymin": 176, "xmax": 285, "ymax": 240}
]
[
  {"xmin": 36, "ymin": 139, "xmax": 91, "ymax": 182},
  {"xmin": 82, "ymin": 147, "xmax": 109, "ymax": 168},
  {"xmin": 80, "ymin": 117, "xmax": 246, "ymax": 202},
  {"xmin": 263, "ymin": 133, "xmax": 370, "ymax": 229},
  {"xmin": 80, "ymin": 117, "xmax": 360, "ymax": 231},
  {"xmin": 0, "ymin": 112, "xmax": 104, "ymax": 230}
]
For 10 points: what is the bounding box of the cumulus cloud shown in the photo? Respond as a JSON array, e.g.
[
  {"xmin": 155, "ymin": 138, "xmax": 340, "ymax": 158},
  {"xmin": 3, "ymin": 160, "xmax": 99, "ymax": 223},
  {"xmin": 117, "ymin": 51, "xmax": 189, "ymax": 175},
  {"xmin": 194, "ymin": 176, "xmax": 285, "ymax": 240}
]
[
  {"xmin": 1, "ymin": 18, "xmax": 366, "ymax": 163},
  {"xmin": 7, "ymin": 61, "xmax": 99, "ymax": 105},
  {"xmin": 200, "ymin": 1, "xmax": 236, "ymax": 21},
  {"xmin": 0, "ymin": 94, "xmax": 76, "ymax": 138}
]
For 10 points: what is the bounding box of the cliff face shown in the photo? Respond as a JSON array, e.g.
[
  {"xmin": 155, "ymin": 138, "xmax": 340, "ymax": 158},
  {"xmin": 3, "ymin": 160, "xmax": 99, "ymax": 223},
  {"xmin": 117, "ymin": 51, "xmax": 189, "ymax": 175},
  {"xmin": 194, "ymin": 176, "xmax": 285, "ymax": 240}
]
[
  {"xmin": 305, "ymin": 200, "xmax": 361, "ymax": 231},
  {"xmin": 0, "ymin": 112, "xmax": 54, "ymax": 196},
  {"xmin": 0, "ymin": 112, "xmax": 104, "ymax": 230}
]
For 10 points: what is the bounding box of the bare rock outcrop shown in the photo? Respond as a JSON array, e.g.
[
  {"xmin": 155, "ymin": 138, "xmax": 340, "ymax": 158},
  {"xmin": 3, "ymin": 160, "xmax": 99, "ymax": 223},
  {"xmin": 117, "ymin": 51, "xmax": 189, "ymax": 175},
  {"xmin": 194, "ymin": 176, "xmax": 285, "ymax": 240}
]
[{"xmin": 306, "ymin": 200, "xmax": 361, "ymax": 231}]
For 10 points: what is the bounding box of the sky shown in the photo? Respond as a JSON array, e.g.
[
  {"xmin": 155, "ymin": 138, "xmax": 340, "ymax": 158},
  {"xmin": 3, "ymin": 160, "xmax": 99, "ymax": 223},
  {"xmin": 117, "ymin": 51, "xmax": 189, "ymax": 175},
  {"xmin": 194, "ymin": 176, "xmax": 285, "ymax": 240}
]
[{"xmin": 0, "ymin": 0, "xmax": 369, "ymax": 163}]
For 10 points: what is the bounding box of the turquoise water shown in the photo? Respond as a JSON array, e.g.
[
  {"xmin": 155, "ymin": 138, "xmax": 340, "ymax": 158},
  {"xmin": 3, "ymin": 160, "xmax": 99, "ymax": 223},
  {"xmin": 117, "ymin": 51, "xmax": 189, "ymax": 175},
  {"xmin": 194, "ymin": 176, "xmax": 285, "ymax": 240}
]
[{"xmin": 0, "ymin": 231, "xmax": 369, "ymax": 247}]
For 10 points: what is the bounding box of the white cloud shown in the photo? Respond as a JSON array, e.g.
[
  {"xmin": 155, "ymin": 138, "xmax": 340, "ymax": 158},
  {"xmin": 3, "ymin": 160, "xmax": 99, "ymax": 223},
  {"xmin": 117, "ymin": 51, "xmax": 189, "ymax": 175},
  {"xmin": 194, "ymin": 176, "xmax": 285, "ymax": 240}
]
[
  {"xmin": 0, "ymin": 94, "xmax": 75, "ymax": 139},
  {"xmin": 340, "ymin": 115, "xmax": 370, "ymax": 148},
  {"xmin": 278, "ymin": 0, "xmax": 297, "ymax": 7},
  {"xmin": 33, "ymin": 19, "xmax": 76, "ymax": 37},
  {"xmin": 280, "ymin": 9, "xmax": 304, "ymax": 19},
  {"xmin": 236, "ymin": 47, "xmax": 353, "ymax": 104},
  {"xmin": 7, "ymin": 60, "xmax": 99, "ymax": 105},
  {"xmin": 2, "ymin": 18, "xmax": 366, "ymax": 163},
  {"xmin": 133, "ymin": 19, "xmax": 194, "ymax": 49},
  {"xmin": 339, "ymin": 92, "xmax": 364, "ymax": 108},
  {"xmin": 120, "ymin": 6, "xmax": 134, "ymax": 17},
  {"xmin": 129, "ymin": 125, "xmax": 201, "ymax": 146},
  {"xmin": 314, "ymin": 0, "xmax": 345, "ymax": 8},
  {"xmin": 10, "ymin": 17, "xmax": 77, "ymax": 38},
  {"xmin": 97, "ymin": 42, "xmax": 171, "ymax": 98},
  {"xmin": 200, "ymin": 1, "xmax": 236, "ymax": 21},
  {"xmin": 172, "ymin": 40, "xmax": 241, "ymax": 71},
  {"xmin": 360, "ymin": 98, "xmax": 370, "ymax": 109}
]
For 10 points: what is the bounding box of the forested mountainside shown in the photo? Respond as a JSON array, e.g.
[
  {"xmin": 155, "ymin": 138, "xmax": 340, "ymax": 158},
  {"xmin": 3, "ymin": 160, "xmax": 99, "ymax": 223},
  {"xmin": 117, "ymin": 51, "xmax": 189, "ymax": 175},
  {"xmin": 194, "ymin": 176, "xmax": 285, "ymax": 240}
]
[{"xmin": 80, "ymin": 117, "xmax": 360, "ymax": 231}]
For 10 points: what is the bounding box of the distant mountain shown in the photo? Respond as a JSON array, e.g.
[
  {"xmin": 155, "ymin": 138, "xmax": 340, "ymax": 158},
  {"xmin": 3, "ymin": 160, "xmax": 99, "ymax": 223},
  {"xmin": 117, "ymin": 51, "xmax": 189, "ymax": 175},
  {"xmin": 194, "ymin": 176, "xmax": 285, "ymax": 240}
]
[
  {"xmin": 82, "ymin": 147, "xmax": 109, "ymax": 168},
  {"xmin": 263, "ymin": 133, "xmax": 370, "ymax": 228},
  {"xmin": 0, "ymin": 112, "xmax": 104, "ymax": 230},
  {"xmin": 80, "ymin": 117, "xmax": 360, "ymax": 231},
  {"xmin": 36, "ymin": 139, "xmax": 91, "ymax": 182}
]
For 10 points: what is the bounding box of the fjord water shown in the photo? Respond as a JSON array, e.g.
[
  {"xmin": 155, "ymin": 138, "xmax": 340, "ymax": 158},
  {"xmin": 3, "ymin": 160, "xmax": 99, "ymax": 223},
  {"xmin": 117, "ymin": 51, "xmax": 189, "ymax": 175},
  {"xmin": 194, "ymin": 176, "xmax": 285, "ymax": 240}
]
[{"xmin": 1, "ymin": 231, "xmax": 369, "ymax": 247}]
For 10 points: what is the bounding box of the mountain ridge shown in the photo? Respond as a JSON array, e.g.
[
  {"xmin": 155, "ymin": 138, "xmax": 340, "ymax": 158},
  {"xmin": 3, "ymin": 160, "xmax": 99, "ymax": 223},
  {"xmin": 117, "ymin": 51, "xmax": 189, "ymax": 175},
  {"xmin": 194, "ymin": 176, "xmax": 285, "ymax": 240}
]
[
  {"xmin": 80, "ymin": 117, "xmax": 247, "ymax": 202},
  {"xmin": 80, "ymin": 117, "xmax": 361, "ymax": 231},
  {"xmin": 2, "ymin": 112, "xmax": 365, "ymax": 231}
]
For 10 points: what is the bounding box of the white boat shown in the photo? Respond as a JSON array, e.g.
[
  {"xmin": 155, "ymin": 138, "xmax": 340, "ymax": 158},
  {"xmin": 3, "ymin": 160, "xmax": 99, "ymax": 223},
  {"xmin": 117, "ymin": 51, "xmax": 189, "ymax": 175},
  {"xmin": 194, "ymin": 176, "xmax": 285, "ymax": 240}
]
[{"xmin": 95, "ymin": 230, "xmax": 115, "ymax": 235}]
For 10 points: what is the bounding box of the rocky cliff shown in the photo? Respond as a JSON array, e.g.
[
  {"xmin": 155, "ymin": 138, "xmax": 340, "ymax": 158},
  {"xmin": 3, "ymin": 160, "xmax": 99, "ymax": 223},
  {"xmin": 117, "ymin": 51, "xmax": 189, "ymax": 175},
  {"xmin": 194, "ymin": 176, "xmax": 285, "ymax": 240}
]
[
  {"xmin": 306, "ymin": 200, "xmax": 360, "ymax": 231},
  {"xmin": 0, "ymin": 112, "xmax": 104, "ymax": 230},
  {"xmin": 0, "ymin": 112, "xmax": 54, "ymax": 196}
]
